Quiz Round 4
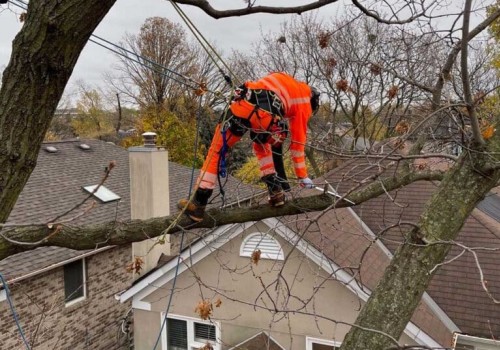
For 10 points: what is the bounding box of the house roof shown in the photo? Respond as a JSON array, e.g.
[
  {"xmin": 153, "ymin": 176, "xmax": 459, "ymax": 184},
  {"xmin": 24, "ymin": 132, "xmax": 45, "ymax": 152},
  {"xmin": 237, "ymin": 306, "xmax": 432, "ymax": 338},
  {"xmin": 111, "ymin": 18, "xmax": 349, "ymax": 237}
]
[
  {"xmin": 322, "ymin": 158, "xmax": 500, "ymax": 339},
  {"xmin": 0, "ymin": 139, "xmax": 257, "ymax": 282},
  {"xmin": 120, "ymin": 214, "xmax": 445, "ymax": 348},
  {"xmin": 229, "ymin": 331, "xmax": 286, "ymax": 350}
]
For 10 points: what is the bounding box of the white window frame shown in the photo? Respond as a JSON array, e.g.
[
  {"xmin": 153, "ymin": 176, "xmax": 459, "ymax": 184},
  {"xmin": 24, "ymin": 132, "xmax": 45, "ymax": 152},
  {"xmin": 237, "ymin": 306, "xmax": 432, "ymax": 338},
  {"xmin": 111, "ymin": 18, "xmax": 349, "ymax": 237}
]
[
  {"xmin": 306, "ymin": 336, "xmax": 341, "ymax": 350},
  {"xmin": 0, "ymin": 288, "xmax": 6, "ymax": 303},
  {"xmin": 239, "ymin": 232, "xmax": 284, "ymax": 261},
  {"xmin": 64, "ymin": 258, "xmax": 87, "ymax": 307},
  {"xmin": 454, "ymin": 333, "xmax": 500, "ymax": 349},
  {"xmin": 161, "ymin": 313, "xmax": 221, "ymax": 350}
]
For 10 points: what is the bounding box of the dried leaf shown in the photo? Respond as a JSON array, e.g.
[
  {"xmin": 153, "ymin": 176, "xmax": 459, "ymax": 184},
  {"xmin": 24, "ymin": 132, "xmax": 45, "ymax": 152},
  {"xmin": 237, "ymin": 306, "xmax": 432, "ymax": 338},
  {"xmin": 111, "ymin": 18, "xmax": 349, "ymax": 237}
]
[
  {"xmin": 19, "ymin": 12, "xmax": 27, "ymax": 23},
  {"xmin": 198, "ymin": 343, "xmax": 214, "ymax": 350},
  {"xmin": 214, "ymin": 298, "xmax": 222, "ymax": 308},
  {"xmin": 336, "ymin": 79, "xmax": 348, "ymax": 92},
  {"xmin": 195, "ymin": 82, "xmax": 207, "ymax": 96},
  {"xmin": 481, "ymin": 124, "xmax": 495, "ymax": 140},
  {"xmin": 195, "ymin": 299, "xmax": 213, "ymax": 320},
  {"xmin": 317, "ymin": 31, "xmax": 331, "ymax": 49},
  {"xmin": 388, "ymin": 85, "xmax": 398, "ymax": 99},
  {"xmin": 395, "ymin": 121, "xmax": 409, "ymax": 135},
  {"xmin": 125, "ymin": 256, "xmax": 144, "ymax": 275},
  {"xmin": 324, "ymin": 56, "xmax": 337, "ymax": 76},
  {"xmin": 251, "ymin": 249, "xmax": 261, "ymax": 265},
  {"xmin": 369, "ymin": 63, "xmax": 382, "ymax": 75}
]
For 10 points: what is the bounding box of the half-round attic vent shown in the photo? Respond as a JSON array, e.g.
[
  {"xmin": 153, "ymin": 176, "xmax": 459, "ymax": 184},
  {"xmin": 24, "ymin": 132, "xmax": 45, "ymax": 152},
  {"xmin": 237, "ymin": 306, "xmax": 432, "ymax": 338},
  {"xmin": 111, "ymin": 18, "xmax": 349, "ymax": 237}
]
[
  {"xmin": 79, "ymin": 143, "xmax": 91, "ymax": 150},
  {"xmin": 240, "ymin": 233, "xmax": 284, "ymax": 261},
  {"xmin": 45, "ymin": 146, "xmax": 58, "ymax": 153}
]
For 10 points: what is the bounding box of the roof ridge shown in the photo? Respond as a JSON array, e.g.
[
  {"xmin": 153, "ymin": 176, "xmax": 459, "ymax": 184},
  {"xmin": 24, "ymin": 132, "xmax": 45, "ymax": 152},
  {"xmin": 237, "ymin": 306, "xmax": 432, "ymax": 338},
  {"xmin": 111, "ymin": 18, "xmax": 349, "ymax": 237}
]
[{"xmin": 42, "ymin": 138, "xmax": 81, "ymax": 144}]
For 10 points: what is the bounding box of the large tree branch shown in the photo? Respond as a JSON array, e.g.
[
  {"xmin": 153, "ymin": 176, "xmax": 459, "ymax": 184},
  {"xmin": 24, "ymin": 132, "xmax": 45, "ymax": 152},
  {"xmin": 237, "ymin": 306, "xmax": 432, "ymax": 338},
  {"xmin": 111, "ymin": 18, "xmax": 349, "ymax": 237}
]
[
  {"xmin": 170, "ymin": 0, "xmax": 341, "ymax": 18},
  {"xmin": 0, "ymin": 170, "xmax": 444, "ymax": 261},
  {"xmin": 461, "ymin": 0, "xmax": 484, "ymax": 145}
]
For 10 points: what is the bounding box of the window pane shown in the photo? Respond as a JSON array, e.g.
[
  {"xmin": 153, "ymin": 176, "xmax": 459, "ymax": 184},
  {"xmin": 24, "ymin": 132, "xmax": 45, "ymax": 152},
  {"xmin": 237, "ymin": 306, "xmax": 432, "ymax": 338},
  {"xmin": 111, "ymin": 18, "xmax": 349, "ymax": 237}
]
[
  {"xmin": 194, "ymin": 322, "xmax": 216, "ymax": 341},
  {"xmin": 64, "ymin": 259, "xmax": 84, "ymax": 302},
  {"xmin": 167, "ymin": 318, "xmax": 188, "ymax": 350},
  {"xmin": 312, "ymin": 343, "xmax": 337, "ymax": 350}
]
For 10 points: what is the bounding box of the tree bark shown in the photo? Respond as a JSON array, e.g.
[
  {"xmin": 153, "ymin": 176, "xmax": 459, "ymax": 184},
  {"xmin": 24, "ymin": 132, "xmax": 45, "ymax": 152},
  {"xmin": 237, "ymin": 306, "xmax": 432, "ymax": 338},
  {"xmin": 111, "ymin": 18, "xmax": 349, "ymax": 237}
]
[
  {"xmin": 0, "ymin": 0, "xmax": 116, "ymax": 224},
  {"xmin": 340, "ymin": 149, "xmax": 500, "ymax": 349},
  {"xmin": 0, "ymin": 170, "xmax": 443, "ymax": 261}
]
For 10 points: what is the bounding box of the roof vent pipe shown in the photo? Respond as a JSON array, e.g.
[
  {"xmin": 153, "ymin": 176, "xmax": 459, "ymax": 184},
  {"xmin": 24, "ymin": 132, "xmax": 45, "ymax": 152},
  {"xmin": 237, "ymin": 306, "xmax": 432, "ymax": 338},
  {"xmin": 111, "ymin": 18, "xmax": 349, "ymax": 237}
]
[{"xmin": 142, "ymin": 132, "xmax": 157, "ymax": 148}]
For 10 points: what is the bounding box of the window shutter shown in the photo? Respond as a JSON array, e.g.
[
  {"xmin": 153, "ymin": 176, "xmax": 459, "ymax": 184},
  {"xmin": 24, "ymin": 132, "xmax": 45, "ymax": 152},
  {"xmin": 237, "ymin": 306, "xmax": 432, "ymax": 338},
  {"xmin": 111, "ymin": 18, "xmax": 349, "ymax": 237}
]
[
  {"xmin": 167, "ymin": 318, "xmax": 188, "ymax": 350},
  {"xmin": 194, "ymin": 322, "xmax": 216, "ymax": 342},
  {"xmin": 241, "ymin": 233, "xmax": 284, "ymax": 260}
]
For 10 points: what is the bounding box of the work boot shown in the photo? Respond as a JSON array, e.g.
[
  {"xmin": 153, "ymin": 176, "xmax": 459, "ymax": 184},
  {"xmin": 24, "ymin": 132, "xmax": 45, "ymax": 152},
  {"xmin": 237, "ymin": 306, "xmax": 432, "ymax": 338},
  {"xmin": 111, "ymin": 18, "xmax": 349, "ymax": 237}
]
[
  {"xmin": 268, "ymin": 190, "xmax": 285, "ymax": 207},
  {"xmin": 261, "ymin": 174, "xmax": 286, "ymax": 207},
  {"xmin": 177, "ymin": 188, "xmax": 213, "ymax": 222}
]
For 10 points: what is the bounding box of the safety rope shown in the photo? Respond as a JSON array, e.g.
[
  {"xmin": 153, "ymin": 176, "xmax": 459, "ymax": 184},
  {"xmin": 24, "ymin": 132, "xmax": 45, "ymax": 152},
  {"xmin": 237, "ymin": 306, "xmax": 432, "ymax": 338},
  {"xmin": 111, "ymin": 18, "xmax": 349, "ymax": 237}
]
[{"xmin": 167, "ymin": 0, "xmax": 241, "ymax": 87}]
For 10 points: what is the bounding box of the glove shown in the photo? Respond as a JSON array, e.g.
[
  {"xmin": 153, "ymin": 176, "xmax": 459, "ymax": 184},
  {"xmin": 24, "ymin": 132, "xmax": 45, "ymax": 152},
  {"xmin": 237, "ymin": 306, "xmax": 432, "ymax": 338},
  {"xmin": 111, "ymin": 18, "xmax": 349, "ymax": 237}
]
[{"xmin": 299, "ymin": 177, "xmax": 314, "ymax": 189}]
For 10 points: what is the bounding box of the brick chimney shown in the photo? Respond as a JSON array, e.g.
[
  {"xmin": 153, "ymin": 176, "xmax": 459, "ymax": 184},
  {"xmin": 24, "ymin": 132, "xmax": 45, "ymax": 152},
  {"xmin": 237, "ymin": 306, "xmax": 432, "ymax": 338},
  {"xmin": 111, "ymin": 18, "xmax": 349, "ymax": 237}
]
[{"xmin": 129, "ymin": 132, "xmax": 170, "ymax": 277}]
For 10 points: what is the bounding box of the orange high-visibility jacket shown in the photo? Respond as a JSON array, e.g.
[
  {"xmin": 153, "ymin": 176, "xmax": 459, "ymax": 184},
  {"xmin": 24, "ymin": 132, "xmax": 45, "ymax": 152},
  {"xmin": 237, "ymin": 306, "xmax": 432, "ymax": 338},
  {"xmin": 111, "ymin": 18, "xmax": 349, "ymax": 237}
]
[{"xmin": 246, "ymin": 72, "xmax": 312, "ymax": 179}]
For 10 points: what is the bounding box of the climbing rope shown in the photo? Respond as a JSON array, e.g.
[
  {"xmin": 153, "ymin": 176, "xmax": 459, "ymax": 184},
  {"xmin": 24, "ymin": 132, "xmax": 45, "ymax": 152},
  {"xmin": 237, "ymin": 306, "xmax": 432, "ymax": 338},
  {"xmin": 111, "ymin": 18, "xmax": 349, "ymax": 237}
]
[{"xmin": 167, "ymin": 0, "xmax": 241, "ymax": 88}]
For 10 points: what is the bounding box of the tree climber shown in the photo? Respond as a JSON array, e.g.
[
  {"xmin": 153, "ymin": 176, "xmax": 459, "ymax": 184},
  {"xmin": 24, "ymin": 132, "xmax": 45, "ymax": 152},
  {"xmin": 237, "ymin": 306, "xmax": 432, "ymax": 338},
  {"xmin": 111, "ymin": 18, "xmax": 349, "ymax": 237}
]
[{"xmin": 179, "ymin": 72, "xmax": 320, "ymax": 222}]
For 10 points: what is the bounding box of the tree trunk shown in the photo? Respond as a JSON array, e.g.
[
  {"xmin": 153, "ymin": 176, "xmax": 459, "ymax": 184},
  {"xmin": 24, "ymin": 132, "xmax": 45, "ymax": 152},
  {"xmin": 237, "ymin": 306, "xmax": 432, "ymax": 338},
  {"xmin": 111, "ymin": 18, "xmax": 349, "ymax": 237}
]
[
  {"xmin": 340, "ymin": 149, "xmax": 500, "ymax": 349},
  {"xmin": 0, "ymin": 0, "xmax": 116, "ymax": 223}
]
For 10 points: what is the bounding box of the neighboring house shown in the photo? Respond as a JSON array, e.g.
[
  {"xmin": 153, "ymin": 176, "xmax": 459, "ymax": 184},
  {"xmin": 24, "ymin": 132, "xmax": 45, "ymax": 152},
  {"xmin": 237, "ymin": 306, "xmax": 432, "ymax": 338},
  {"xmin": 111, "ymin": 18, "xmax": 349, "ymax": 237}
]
[
  {"xmin": 119, "ymin": 156, "xmax": 500, "ymax": 350},
  {"xmin": 0, "ymin": 138, "xmax": 254, "ymax": 349},
  {"xmin": 118, "ymin": 167, "xmax": 455, "ymax": 348},
  {"xmin": 0, "ymin": 139, "xmax": 134, "ymax": 349},
  {"xmin": 325, "ymin": 158, "xmax": 500, "ymax": 350}
]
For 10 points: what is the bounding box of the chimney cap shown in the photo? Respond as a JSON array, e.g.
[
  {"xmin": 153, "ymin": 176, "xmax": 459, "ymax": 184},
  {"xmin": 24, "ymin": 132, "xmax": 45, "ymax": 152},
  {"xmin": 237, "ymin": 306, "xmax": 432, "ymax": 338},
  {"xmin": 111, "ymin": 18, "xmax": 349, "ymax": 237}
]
[{"xmin": 142, "ymin": 132, "xmax": 157, "ymax": 148}]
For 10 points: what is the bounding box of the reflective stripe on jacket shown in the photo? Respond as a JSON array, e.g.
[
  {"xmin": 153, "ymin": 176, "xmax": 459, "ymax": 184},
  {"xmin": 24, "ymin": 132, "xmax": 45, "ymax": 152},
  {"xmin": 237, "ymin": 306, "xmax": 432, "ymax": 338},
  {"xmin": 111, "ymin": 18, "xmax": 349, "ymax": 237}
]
[{"xmin": 246, "ymin": 72, "xmax": 312, "ymax": 178}]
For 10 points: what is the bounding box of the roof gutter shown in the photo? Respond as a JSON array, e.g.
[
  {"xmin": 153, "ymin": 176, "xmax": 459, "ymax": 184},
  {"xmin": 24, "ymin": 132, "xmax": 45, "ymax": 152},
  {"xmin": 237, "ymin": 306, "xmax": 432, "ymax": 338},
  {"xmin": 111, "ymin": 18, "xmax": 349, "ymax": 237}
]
[{"xmin": 4, "ymin": 246, "xmax": 113, "ymax": 285}]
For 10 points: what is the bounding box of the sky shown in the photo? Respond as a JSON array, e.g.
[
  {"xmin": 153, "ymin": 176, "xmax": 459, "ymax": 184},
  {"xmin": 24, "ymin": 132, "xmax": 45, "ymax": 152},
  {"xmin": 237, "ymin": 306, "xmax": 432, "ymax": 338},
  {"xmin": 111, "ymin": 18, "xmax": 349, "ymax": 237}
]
[{"xmin": 0, "ymin": 0, "xmax": 343, "ymax": 94}]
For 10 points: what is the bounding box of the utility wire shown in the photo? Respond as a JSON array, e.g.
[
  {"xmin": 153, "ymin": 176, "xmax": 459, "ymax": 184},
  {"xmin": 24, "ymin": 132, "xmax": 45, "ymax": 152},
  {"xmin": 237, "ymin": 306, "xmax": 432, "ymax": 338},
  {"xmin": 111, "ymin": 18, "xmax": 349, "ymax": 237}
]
[
  {"xmin": 168, "ymin": 0, "xmax": 241, "ymax": 87},
  {"xmin": 152, "ymin": 95, "xmax": 203, "ymax": 350},
  {"xmin": 8, "ymin": 0, "xmax": 220, "ymax": 94},
  {"xmin": 90, "ymin": 35, "xmax": 201, "ymax": 91},
  {"xmin": 0, "ymin": 272, "xmax": 31, "ymax": 350},
  {"xmin": 7, "ymin": 3, "xmax": 231, "ymax": 348},
  {"xmin": 152, "ymin": 229, "xmax": 186, "ymax": 350}
]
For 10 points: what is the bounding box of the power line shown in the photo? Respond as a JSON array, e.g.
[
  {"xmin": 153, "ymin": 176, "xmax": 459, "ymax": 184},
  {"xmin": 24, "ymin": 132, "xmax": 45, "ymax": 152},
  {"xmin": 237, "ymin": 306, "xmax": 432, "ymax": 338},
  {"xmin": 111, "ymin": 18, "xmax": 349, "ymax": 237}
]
[
  {"xmin": 8, "ymin": 0, "xmax": 217, "ymax": 94},
  {"xmin": 90, "ymin": 35, "xmax": 200, "ymax": 91},
  {"xmin": 152, "ymin": 229, "xmax": 187, "ymax": 350}
]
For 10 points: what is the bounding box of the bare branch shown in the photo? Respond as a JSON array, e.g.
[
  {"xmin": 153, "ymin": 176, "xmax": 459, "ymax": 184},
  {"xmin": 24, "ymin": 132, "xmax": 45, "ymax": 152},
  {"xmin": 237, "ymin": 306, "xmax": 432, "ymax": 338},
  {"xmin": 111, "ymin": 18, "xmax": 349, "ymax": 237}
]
[
  {"xmin": 351, "ymin": 0, "xmax": 432, "ymax": 25},
  {"xmin": 170, "ymin": 0, "xmax": 341, "ymax": 18}
]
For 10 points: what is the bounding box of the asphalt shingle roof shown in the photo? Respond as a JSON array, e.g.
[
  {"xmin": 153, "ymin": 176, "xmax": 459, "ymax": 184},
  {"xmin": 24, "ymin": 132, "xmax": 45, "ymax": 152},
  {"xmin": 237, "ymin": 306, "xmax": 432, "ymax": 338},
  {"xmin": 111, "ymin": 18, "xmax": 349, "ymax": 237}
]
[
  {"xmin": 0, "ymin": 139, "xmax": 257, "ymax": 282},
  {"xmin": 322, "ymin": 158, "xmax": 500, "ymax": 338}
]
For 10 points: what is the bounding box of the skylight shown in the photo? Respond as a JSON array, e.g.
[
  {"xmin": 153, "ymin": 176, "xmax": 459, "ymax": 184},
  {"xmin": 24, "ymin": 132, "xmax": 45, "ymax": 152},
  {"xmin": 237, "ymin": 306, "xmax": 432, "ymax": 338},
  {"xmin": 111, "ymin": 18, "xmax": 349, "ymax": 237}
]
[{"xmin": 83, "ymin": 185, "xmax": 120, "ymax": 203}]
